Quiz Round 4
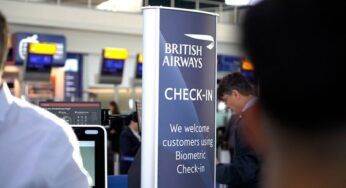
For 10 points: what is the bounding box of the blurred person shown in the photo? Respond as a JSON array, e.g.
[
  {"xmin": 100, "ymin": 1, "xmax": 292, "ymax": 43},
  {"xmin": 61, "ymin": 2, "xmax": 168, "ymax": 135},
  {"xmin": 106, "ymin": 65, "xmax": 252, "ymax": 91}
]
[
  {"xmin": 108, "ymin": 100, "xmax": 120, "ymax": 153},
  {"xmin": 242, "ymin": 0, "xmax": 346, "ymax": 188},
  {"xmin": 0, "ymin": 12, "xmax": 90, "ymax": 187},
  {"xmin": 119, "ymin": 111, "xmax": 141, "ymax": 174},
  {"xmin": 216, "ymin": 72, "xmax": 260, "ymax": 188},
  {"xmin": 106, "ymin": 101, "xmax": 120, "ymax": 175},
  {"xmin": 109, "ymin": 100, "xmax": 120, "ymax": 115}
]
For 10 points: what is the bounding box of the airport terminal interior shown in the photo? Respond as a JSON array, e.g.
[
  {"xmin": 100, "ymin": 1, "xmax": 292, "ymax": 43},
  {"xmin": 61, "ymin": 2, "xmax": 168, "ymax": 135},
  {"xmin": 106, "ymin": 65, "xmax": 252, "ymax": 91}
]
[{"xmin": 0, "ymin": 0, "xmax": 258, "ymax": 187}]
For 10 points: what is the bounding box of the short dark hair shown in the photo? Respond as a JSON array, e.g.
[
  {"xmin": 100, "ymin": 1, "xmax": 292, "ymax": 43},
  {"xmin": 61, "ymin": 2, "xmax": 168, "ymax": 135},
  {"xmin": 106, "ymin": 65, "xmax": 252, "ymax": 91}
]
[
  {"xmin": 131, "ymin": 111, "xmax": 138, "ymax": 123},
  {"xmin": 243, "ymin": 0, "xmax": 346, "ymax": 128},
  {"xmin": 217, "ymin": 72, "xmax": 254, "ymax": 100},
  {"xmin": 0, "ymin": 11, "xmax": 8, "ymax": 71},
  {"xmin": 109, "ymin": 100, "xmax": 120, "ymax": 114}
]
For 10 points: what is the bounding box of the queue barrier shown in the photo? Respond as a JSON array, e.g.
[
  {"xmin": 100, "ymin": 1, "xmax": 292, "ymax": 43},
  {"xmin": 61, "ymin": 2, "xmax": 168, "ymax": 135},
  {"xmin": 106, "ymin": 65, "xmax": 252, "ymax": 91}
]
[{"xmin": 108, "ymin": 175, "xmax": 128, "ymax": 188}]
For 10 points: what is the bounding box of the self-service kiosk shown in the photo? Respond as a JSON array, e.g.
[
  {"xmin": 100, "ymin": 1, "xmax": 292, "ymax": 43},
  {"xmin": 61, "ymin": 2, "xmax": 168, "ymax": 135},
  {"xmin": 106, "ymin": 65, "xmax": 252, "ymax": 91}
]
[
  {"xmin": 98, "ymin": 48, "xmax": 128, "ymax": 84},
  {"xmin": 21, "ymin": 43, "xmax": 57, "ymax": 102},
  {"xmin": 10, "ymin": 33, "xmax": 67, "ymax": 101},
  {"xmin": 23, "ymin": 43, "xmax": 56, "ymax": 81}
]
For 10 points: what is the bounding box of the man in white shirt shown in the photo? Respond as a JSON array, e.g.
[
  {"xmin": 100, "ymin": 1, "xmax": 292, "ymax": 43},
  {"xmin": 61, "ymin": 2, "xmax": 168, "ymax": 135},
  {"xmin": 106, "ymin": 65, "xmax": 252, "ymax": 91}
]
[{"xmin": 0, "ymin": 11, "xmax": 90, "ymax": 187}]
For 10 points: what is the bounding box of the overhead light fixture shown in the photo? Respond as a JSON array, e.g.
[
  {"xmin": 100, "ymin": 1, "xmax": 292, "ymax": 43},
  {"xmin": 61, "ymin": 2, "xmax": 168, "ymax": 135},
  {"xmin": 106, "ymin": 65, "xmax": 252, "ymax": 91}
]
[
  {"xmin": 225, "ymin": 0, "xmax": 261, "ymax": 6},
  {"xmin": 96, "ymin": 0, "xmax": 142, "ymax": 12}
]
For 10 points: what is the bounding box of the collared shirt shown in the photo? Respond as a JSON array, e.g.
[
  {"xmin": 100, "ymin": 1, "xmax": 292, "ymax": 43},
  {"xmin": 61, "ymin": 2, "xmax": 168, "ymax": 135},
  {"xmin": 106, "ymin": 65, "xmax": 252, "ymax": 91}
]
[
  {"xmin": 129, "ymin": 126, "xmax": 141, "ymax": 142},
  {"xmin": 242, "ymin": 97, "xmax": 258, "ymax": 113},
  {"xmin": 0, "ymin": 83, "xmax": 90, "ymax": 188}
]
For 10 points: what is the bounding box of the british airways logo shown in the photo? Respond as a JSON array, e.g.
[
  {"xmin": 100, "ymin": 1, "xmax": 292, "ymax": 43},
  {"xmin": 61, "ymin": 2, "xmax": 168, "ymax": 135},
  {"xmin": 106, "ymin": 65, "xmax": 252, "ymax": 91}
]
[
  {"xmin": 161, "ymin": 33, "xmax": 214, "ymax": 69},
  {"xmin": 185, "ymin": 34, "xmax": 215, "ymax": 50}
]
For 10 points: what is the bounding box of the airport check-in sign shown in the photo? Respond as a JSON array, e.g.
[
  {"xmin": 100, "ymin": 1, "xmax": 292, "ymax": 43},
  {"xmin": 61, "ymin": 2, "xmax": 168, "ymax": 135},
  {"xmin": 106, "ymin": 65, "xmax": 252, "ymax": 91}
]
[{"xmin": 142, "ymin": 7, "xmax": 217, "ymax": 188}]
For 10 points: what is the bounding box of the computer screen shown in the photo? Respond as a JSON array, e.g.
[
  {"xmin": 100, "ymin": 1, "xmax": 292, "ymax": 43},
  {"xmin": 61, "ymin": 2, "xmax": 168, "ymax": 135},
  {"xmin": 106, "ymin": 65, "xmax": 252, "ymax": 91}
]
[
  {"xmin": 26, "ymin": 53, "xmax": 53, "ymax": 72},
  {"xmin": 79, "ymin": 141, "xmax": 96, "ymax": 186},
  {"xmin": 101, "ymin": 59, "xmax": 124, "ymax": 76},
  {"xmin": 136, "ymin": 62, "xmax": 142, "ymax": 79},
  {"xmin": 39, "ymin": 102, "xmax": 102, "ymax": 125},
  {"xmin": 72, "ymin": 125, "xmax": 106, "ymax": 188}
]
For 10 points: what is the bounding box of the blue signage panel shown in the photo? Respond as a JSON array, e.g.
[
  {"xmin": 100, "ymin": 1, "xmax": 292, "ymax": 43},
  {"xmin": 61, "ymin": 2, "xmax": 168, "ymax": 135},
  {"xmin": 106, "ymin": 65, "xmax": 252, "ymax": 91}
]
[
  {"xmin": 13, "ymin": 32, "xmax": 66, "ymax": 66},
  {"xmin": 64, "ymin": 53, "xmax": 83, "ymax": 101},
  {"xmin": 217, "ymin": 55, "xmax": 241, "ymax": 72},
  {"xmin": 158, "ymin": 9, "xmax": 216, "ymax": 188}
]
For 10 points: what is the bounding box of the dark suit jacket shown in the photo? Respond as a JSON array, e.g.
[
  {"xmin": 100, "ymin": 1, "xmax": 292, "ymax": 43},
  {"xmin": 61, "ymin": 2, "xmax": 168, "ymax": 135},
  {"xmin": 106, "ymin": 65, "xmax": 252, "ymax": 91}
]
[
  {"xmin": 128, "ymin": 147, "xmax": 141, "ymax": 188},
  {"xmin": 119, "ymin": 126, "xmax": 141, "ymax": 174},
  {"xmin": 224, "ymin": 114, "xmax": 241, "ymax": 161},
  {"xmin": 216, "ymin": 104, "xmax": 260, "ymax": 188}
]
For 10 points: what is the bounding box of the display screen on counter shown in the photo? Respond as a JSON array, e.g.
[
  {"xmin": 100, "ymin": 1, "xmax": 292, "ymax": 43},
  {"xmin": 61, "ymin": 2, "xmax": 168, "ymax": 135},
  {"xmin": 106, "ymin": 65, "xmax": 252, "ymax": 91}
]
[
  {"xmin": 101, "ymin": 59, "xmax": 124, "ymax": 76},
  {"xmin": 79, "ymin": 141, "xmax": 96, "ymax": 186},
  {"xmin": 26, "ymin": 54, "xmax": 53, "ymax": 72},
  {"xmin": 39, "ymin": 102, "xmax": 102, "ymax": 125},
  {"xmin": 136, "ymin": 62, "xmax": 142, "ymax": 79}
]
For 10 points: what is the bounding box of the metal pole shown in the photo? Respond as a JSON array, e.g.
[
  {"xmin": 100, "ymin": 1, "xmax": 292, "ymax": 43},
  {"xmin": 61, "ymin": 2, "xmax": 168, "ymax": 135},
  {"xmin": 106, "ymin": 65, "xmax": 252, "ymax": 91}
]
[
  {"xmin": 196, "ymin": 0, "xmax": 200, "ymax": 10},
  {"xmin": 171, "ymin": 0, "xmax": 175, "ymax": 7},
  {"xmin": 219, "ymin": 4, "xmax": 223, "ymax": 23},
  {"xmin": 145, "ymin": 0, "xmax": 149, "ymax": 6},
  {"xmin": 234, "ymin": 6, "xmax": 238, "ymax": 24},
  {"xmin": 57, "ymin": 0, "xmax": 61, "ymax": 6}
]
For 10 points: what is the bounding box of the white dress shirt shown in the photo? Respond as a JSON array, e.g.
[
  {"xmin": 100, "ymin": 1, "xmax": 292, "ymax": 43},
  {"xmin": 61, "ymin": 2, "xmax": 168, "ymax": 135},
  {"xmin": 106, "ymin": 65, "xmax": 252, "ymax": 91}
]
[
  {"xmin": 0, "ymin": 83, "xmax": 90, "ymax": 188},
  {"xmin": 129, "ymin": 126, "xmax": 141, "ymax": 142}
]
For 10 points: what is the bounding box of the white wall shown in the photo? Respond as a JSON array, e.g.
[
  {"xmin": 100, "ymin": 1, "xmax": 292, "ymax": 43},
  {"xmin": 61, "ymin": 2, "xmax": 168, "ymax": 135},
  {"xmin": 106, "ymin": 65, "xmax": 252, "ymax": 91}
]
[{"xmin": 1, "ymin": 0, "xmax": 244, "ymax": 91}]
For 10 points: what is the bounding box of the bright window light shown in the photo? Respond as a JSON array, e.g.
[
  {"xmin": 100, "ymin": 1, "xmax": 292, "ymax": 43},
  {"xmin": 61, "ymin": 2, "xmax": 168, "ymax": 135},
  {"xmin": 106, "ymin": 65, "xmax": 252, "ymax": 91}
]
[
  {"xmin": 63, "ymin": 58, "xmax": 78, "ymax": 72},
  {"xmin": 96, "ymin": 0, "xmax": 142, "ymax": 12},
  {"xmin": 225, "ymin": 0, "xmax": 261, "ymax": 6},
  {"xmin": 218, "ymin": 101, "xmax": 227, "ymax": 111},
  {"xmin": 129, "ymin": 99, "xmax": 134, "ymax": 110}
]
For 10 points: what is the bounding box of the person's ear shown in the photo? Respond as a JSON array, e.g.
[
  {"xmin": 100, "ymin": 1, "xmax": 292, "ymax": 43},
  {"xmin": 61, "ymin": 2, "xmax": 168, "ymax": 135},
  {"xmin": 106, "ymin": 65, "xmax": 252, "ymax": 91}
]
[{"xmin": 232, "ymin": 89, "xmax": 240, "ymax": 99}]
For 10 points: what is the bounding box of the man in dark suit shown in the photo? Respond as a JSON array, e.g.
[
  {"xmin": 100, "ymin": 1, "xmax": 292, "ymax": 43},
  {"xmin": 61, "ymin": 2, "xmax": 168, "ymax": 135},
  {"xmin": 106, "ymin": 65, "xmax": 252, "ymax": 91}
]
[
  {"xmin": 223, "ymin": 113, "xmax": 241, "ymax": 162},
  {"xmin": 216, "ymin": 72, "xmax": 259, "ymax": 188},
  {"xmin": 119, "ymin": 112, "xmax": 141, "ymax": 174}
]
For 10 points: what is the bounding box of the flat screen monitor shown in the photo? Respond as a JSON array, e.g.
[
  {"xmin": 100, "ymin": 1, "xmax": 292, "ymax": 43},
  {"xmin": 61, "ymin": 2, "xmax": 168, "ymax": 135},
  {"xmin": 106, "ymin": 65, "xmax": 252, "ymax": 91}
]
[
  {"xmin": 136, "ymin": 62, "xmax": 142, "ymax": 79},
  {"xmin": 39, "ymin": 102, "xmax": 102, "ymax": 125},
  {"xmin": 72, "ymin": 125, "xmax": 107, "ymax": 188},
  {"xmin": 26, "ymin": 53, "xmax": 53, "ymax": 72},
  {"xmin": 101, "ymin": 58, "xmax": 124, "ymax": 76}
]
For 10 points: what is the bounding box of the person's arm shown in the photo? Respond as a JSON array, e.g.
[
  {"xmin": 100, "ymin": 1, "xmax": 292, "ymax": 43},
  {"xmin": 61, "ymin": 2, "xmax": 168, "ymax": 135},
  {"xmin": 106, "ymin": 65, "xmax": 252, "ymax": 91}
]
[
  {"xmin": 216, "ymin": 152, "xmax": 259, "ymax": 186},
  {"xmin": 39, "ymin": 124, "xmax": 90, "ymax": 188},
  {"xmin": 120, "ymin": 130, "xmax": 140, "ymax": 156}
]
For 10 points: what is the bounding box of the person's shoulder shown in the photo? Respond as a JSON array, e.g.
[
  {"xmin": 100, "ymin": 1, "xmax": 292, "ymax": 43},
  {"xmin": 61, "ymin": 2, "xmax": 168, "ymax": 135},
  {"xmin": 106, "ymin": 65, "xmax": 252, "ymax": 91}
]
[
  {"xmin": 120, "ymin": 127, "xmax": 131, "ymax": 136},
  {"xmin": 11, "ymin": 98, "xmax": 69, "ymax": 131}
]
